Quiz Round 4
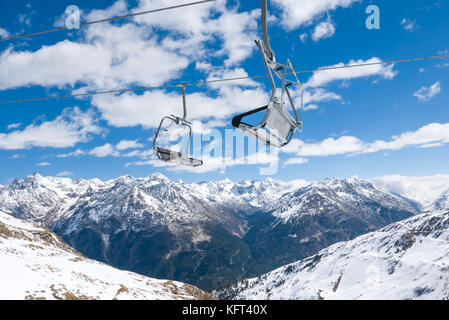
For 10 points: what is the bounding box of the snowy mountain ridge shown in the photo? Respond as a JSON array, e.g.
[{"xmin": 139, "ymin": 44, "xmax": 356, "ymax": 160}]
[
  {"xmin": 0, "ymin": 211, "xmax": 213, "ymax": 300},
  {"xmin": 267, "ymin": 177, "xmax": 419, "ymax": 222},
  {"xmin": 217, "ymin": 209, "xmax": 449, "ymax": 300},
  {"xmin": 0, "ymin": 173, "xmax": 304, "ymax": 231}
]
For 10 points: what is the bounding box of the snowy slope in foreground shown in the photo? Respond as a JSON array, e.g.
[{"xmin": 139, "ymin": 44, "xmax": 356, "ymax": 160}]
[
  {"xmin": 0, "ymin": 212, "xmax": 212, "ymax": 300},
  {"xmin": 219, "ymin": 209, "xmax": 449, "ymax": 300}
]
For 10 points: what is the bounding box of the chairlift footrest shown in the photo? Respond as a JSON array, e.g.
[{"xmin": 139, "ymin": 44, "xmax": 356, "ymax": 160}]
[{"xmin": 156, "ymin": 147, "xmax": 203, "ymax": 167}]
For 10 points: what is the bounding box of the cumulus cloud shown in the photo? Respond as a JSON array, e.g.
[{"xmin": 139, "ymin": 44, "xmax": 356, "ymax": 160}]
[
  {"xmin": 132, "ymin": 0, "xmax": 259, "ymax": 66},
  {"xmin": 116, "ymin": 140, "xmax": 144, "ymax": 151},
  {"xmin": 283, "ymin": 136, "xmax": 365, "ymax": 157},
  {"xmin": 283, "ymin": 122, "xmax": 449, "ymax": 157},
  {"xmin": 37, "ymin": 162, "xmax": 51, "ymax": 167},
  {"xmin": 57, "ymin": 149, "xmax": 86, "ymax": 158},
  {"xmin": 0, "ymin": 32, "xmax": 188, "ymax": 91},
  {"xmin": 0, "ymin": 108, "xmax": 103, "ymax": 150},
  {"xmin": 370, "ymin": 174, "xmax": 449, "ymax": 207},
  {"xmin": 305, "ymin": 57, "xmax": 397, "ymax": 87},
  {"xmin": 272, "ymin": 0, "xmax": 361, "ymax": 30},
  {"xmin": 283, "ymin": 157, "xmax": 309, "ymax": 166},
  {"xmin": 413, "ymin": 81, "xmax": 441, "ymax": 101},
  {"xmin": 311, "ymin": 21, "xmax": 336, "ymax": 41},
  {"xmin": 58, "ymin": 140, "xmax": 145, "ymax": 159},
  {"xmin": 89, "ymin": 143, "xmax": 120, "ymax": 158},
  {"xmin": 56, "ymin": 171, "xmax": 74, "ymax": 177}
]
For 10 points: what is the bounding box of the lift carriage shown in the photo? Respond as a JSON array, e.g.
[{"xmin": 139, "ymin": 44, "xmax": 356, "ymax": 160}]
[
  {"xmin": 232, "ymin": 0, "xmax": 304, "ymax": 148},
  {"xmin": 153, "ymin": 85, "xmax": 203, "ymax": 167}
]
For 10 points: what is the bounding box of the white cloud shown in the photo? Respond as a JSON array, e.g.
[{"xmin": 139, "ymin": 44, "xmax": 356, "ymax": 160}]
[
  {"xmin": 61, "ymin": 140, "xmax": 144, "ymax": 159},
  {"xmin": 0, "ymin": 27, "xmax": 9, "ymax": 39},
  {"xmin": 311, "ymin": 21, "xmax": 336, "ymax": 42},
  {"xmin": 304, "ymin": 88, "xmax": 342, "ymax": 104},
  {"xmin": 284, "ymin": 157, "xmax": 309, "ymax": 166},
  {"xmin": 288, "ymin": 87, "xmax": 341, "ymax": 112},
  {"xmin": 272, "ymin": 0, "xmax": 361, "ymax": 30},
  {"xmin": 37, "ymin": 162, "xmax": 50, "ymax": 167},
  {"xmin": 0, "ymin": 108, "xmax": 102, "ymax": 150},
  {"xmin": 57, "ymin": 149, "xmax": 86, "ymax": 158},
  {"xmin": 363, "ymin": 122, "xmax": 449, "ymax": 153},
  {"xmin": 283, "ymin": 122, "xmax": 449, "ymax": 157},
  {"xmin": 123, "ymin": 149, "xmax": 154, "ymax": 158},
  {"xmin": 0, "ymin": 33, "xmax": 188, "ymax": 91},
  {"xmin": 283, "ymin": 136, "xmax": 365, "ymax": 157},
  {"xmin": 306, "ymin": 58, "xmax": 397, "ymax": 87},
  {"xmin": 401, "ymin": 18, "xmax": 416, "ymax": 31},
  {"xmin": 413, "ymin": 81, "xmax": 441, "ymax": 101},
  {"xmin": 132, "ymin": 0, "xmax": 259, "ymax": 66},
  {"xmin": 7, "ymin": 123, "xmax": 22, "ymax": 130},
  {"xmin": 89, "ymin": 144, "xmax": 120, "ymax": 158},
  {"xmin": 116, "ymin": 140, "xmax": 144, "ymax": 151},
  {"xmin": 56, "ymin": 171, "xmax": 74, "ymax": 177},
  {"xmin": 370, "ymin": 174, "xmax": 449, "ymax": 207},
  {"xmin": 86, "ymin": 0, "xmax": 128, "ymax": 21},
  {"xmin": 304, "ymin": 104, "xmax": 319, "ymax": 111}
]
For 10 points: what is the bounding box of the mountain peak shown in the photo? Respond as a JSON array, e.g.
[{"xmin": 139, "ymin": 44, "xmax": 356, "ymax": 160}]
[
  {"xmin": 147, "ymin": 172, "xmax": 170, "ymax": 181},
  {"xmin": 27, "ymin": 172, "xmax": 44, "ymax": 181}
]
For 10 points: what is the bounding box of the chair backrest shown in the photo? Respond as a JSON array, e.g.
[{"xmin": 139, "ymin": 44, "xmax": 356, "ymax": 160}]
[{"xmin": 265, "ymin": 100, "xmax": 297, "ymax": 142}]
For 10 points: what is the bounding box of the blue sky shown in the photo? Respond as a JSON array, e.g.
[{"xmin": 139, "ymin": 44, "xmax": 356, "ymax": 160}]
[{"xmin": 0, "ymin": 0, "xmax": 448, "ymax": 184}]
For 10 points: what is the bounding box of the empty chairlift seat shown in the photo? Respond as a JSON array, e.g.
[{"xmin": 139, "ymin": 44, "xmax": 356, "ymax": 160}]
[
  {"xmin": 153, "ymin": 85, "xmax": 203, "ymax": 167},
  {"xmin": 232, "ymin": 0, "xmax": 304, "ymax": 148}
]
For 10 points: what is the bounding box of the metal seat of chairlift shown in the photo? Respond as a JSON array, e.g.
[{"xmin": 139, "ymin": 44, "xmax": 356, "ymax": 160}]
[
  {"xmin": 153, "ymin": 86, "xmax": 203, "ymax": 167},
  {"xmin": 155, "ymin": 146, "xmax": 203, "ymax": 167},
  {"xmin": 232, "ymin": 0, "xmax": 303, "ymax": 148},
  {"xmin": 232, "ymin": 98, "xmax": 298, "ymax": 148}
]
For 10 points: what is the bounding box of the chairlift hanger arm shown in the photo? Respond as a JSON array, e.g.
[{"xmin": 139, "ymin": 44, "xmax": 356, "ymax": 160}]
[
  {"xmin": 179, "ymin": 85, "xmax": 187, "ymax": 121},
  {"xmin": 256, "ymin": 40, "xmax": 276, "ymax": 95},
  {"xmin": 261, "ymin": 0, "xmax": 275, "ymax": 62}
]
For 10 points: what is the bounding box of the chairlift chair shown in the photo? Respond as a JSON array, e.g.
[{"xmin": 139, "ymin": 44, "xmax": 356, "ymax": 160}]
[
  {"xmin": 153, "ymin": 85, "xmax": 203, "ymax": 167},
  {"xmin": 232, "ymin": 0, "xmax": 304, "ymax": 148}
]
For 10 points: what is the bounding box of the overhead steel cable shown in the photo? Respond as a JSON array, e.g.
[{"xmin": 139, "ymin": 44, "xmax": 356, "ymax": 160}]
[
  {"xmin": 0, "ymin": 53, "xmax": 448, "ymax": 104},
  {"xmin": 294, "ymin": 54, "xmax": 449, "ymax": 74},
  {"xmin": 0, "ymin": 0, "xmax": 216, "ymax": 42}
]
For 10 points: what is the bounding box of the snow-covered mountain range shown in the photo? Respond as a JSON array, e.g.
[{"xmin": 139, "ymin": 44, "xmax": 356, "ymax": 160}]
[
  {"xmin": 434, "ymin": 189, "xmax": 449, "ymax": 211},
  {"xmin": 0, "ymin": 173, "xmax": 446, "ymax": 291},
  {"xmin": 0, "ymin": 211, "xmax": 212, "ymax": 300},
  {"xmin": 217, "ymin": 209, "xmax": 449, "ymax": 300}
]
